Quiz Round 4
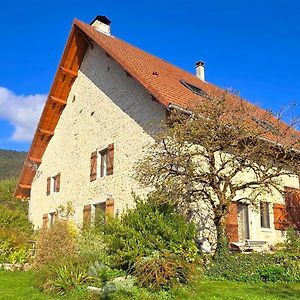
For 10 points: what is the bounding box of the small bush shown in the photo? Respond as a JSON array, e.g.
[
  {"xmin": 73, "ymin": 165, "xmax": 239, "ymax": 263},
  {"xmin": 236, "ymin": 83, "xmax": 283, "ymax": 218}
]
[
  {"xmin": 103, "ymin": 195, "xmax": 198, "ymax": 270},
  {"xmin": 50, "ymin": 262, "xmax": 93, "ymax": 295},
  {"xmin": 34, "ymin": 220, "xmax": 77, "ymax": 268},
  {"xmin": 258, "ymin": 265, "xmax": 286, "ymax": 282},
  {"xmin": 78, "ymin": 227, "xmax": 107, "ymax": 263},
  {"xmin": 0, "ymin": 205, "xmax": 32, "ymax": 235},
  {"xmin": 286, "ymin": 226, "xmax": 300, "ymax": 253},
  {"xmin": 134, "ymin": 251, "xmax": 194, "ymax": 290}
]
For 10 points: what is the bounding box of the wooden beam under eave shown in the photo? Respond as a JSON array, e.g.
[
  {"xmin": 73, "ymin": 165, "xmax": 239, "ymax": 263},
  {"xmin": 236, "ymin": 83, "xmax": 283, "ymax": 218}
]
[
  {"xmin": 38, "ymin": 129, "xmax": 54, "ymax": 136},
  {"xmin": 60, "ymin": 66, "xmax": 78, "ymax": 77},
  {"xmin": 28, "ymin": 156, "xmax": 42, "ymax": 164},
  {"xmin": 50, "ymin": 96, "xmax": 67, "ymax": 105},
  {"xmin": 19, "ymin": 184, "xmax": 31, "ymax": 189}
]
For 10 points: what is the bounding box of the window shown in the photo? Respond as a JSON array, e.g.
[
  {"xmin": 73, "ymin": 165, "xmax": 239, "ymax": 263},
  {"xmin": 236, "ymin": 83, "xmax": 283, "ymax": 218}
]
[
  {"xmin": 99, "ymin": 149, "xmax": 108, "ymax": 178},
  {"xmin": 180, "ymin": 79, "xmax": 207, "ymax": 97},
  {"xmin": 94, "ymin": 202, "xmax": 106, "ymax": 225},
  {"xmin": 52, "ymin": 175, "xmax": 59, "ymax": 192},
  {"xmin": 90, "ymin": 143, "xmax": 114, "ymax": 182},
  {"xmin": 252, "ymin": 117, "xmax": 279, "ymax": 135},
  {"xmin": 260, "ymin": 202, "xmax": 270, "ymax": 228},
  {"xmin": 46, "ymin": 173, "xmax": 61, "ymax": 195}
]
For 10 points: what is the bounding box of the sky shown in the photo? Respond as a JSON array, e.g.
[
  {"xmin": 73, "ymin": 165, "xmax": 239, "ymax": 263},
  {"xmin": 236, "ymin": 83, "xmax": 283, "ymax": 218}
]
[{"xmin": 0, "ymin": 0, "xmax": 300, "ymax": 151}]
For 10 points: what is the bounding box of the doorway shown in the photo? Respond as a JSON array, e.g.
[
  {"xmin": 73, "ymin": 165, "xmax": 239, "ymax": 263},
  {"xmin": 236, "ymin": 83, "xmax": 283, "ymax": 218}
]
[{"xmin": 237, "ymin": 203, "xmax": 250, "ymax": 241}]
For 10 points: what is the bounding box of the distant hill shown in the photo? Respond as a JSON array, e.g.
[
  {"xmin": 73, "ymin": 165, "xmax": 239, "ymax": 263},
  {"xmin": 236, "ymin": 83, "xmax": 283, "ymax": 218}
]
[{"xmin": 0, "ymin": 149, "xmax": 27, "ymax": 179}]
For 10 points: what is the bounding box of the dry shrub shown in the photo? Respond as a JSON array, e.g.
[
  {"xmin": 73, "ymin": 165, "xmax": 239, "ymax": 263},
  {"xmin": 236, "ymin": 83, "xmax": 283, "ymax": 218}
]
[
  {"xmin": 134, "ymin": 251, "xmax": 195, "ymax": 290},
  {"xmin": 34, "ymin": 220, "xmax": 77, "ymax": 268}
]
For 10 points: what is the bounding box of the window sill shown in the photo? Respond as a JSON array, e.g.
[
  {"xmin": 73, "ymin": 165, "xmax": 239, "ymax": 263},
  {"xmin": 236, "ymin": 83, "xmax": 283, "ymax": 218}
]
[{"xmin": 261, "ymin": 228, "xmax": 272, "ymax": 232}]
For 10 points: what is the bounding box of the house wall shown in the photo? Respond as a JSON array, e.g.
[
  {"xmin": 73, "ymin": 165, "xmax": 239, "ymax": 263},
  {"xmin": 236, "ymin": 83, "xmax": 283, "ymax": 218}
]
[
  {"xmin": 29, "ymin": 43, "xmax": 299, "ymax": 246},
  {"xmin": 29, "ymin": 44, "xmax": 166, "ymax": 229}
]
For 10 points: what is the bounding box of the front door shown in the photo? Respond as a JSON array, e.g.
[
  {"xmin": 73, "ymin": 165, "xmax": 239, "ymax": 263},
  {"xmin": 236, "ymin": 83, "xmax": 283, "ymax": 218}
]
[{"xmin": 237, "ymin": 203, "xmax": 250, "ymax": 241}]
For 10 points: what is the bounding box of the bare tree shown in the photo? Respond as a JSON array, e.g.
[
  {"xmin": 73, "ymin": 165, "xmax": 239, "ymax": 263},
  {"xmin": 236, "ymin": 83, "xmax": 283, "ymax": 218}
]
[{"xmin": 136, "ymin": 91, "xmax": 300, "ymax": 254}]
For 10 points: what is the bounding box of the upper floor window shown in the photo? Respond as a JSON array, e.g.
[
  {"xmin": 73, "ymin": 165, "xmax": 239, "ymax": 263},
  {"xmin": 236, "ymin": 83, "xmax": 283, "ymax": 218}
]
[
  {"xmin": 90, "ymin": 143, "xmax": 114, "ymax": 182},
  {"xmin": 260, "ymin": 202, "xmax": 270, "ymax": 228},
  {"xmin": 99, "ymin": 149, "xmax": 108, "ymax": 178},
  {"xmin": 46, "ymin": 173, "xmax": 61, "ymax": 195}
]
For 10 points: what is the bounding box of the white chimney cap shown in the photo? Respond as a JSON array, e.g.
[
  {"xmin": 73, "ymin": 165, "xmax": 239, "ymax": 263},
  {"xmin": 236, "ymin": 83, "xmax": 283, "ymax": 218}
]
[
  {"xmin": 196, "ymin": 61, "xmax": 205, "ymax": 81},
  {"xmin": 90, "ymin": 15, "xmax": 111, "ymax": 36}
]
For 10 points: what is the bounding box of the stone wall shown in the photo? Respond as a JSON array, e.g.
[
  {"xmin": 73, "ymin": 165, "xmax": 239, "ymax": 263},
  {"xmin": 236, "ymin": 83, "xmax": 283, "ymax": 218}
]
[{"xmin": 29, "ymin": 44, "xmax": 166, "ymax": 228}]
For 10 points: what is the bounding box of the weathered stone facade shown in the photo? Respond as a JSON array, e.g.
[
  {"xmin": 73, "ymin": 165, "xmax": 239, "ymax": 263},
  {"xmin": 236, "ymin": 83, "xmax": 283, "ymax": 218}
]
[
  {"xmin": 29, "ymin": 45, "xmax": 165, "ymax": 228},
  {"xmin": 29, "ymin": 42, "xmax": 299, "ymax": 247}
]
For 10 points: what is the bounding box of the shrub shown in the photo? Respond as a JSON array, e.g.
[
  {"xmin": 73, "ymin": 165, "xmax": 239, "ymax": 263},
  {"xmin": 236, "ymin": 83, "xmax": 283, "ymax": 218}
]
[
  {"xmin": 0, "ymin": 228, "xmax": 31, "ymax": 263},
  {"xmin": 8, "ymin": 247, "xmax": 27, "ymax": 264},
  {"xmin": 258, "ymin": 265, "xmax": 286, "ymax": 282},
  {"xmin": 134, "ymin": 251, "xmax": 194, "ymax": 290},
  {"xmin": 286, "ymin": 226, "xmax": 300, "ymax": 253},
  {"xmin": 78, "ymin": 227, "xmax": 107, "ymax": 263},
  {"xmin": 34, "ymin": 220, "xmax": 77, "ymax": 268},
  {"xmin": 207, "ymin": 252, "xmax": 300, "ymax": 283},
  {"xmin": 0, "ymin": 205, "xmax": 32, "ymax": 235},
  {"xmin": 88, "ymin": 261, "xmax": 125, "ymax": 284},
  {"xmin": 50, "ymin": 262, "xmax": 93, "ymax": 295},
  {"xmin": 103, "ymin": 195, "xmax": 198, "ymax": 270}
]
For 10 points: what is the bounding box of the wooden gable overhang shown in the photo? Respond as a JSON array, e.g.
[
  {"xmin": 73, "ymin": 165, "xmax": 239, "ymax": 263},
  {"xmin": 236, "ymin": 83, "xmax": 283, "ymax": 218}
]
[{"xmin": 14, "ymin": 24, "xmax": 90, "ymax": 199}]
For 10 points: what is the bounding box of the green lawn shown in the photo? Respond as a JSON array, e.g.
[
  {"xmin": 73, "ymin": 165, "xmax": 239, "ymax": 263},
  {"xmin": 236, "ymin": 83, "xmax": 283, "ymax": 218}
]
[
  {"xmin": 0, "ymin": 271, "xmax": 87, "ymax": 300},
  {"xmin": 173, "ymin": 278, "xmax": 300, "ymax": 300},
  {"xmin": 0, "ymin": 271, "xmax": 299, "ymax": 300}
]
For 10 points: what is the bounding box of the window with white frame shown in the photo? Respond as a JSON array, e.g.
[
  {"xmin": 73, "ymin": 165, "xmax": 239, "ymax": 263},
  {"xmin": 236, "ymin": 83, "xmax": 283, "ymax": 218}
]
[
  {"xmin": 90, "ymin": 144, "xmax": 114, "ymax": 182},
  {"xmin": 99, "ymin": 148, "xmax": 108, "ymax": 178},
  {"xmin": 260, "ymin": 202, "xmax": 270, "ymax": 228},
  {"xmin": 46, "ymin": 173, "xmax": 60, "ymax": 195}
]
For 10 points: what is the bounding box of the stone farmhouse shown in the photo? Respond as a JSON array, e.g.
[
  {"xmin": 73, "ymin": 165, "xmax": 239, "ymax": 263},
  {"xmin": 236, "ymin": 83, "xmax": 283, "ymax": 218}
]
[{"xmin": 15, "ymin": 16, "xmax": 300, "ymax": 246}]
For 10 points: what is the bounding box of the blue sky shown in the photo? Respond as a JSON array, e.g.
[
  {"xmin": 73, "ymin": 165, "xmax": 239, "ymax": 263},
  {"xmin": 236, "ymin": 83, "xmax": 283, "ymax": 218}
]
[{"xmin": 0, "ymin": 0, "xmax": 300, "ymax": 151}]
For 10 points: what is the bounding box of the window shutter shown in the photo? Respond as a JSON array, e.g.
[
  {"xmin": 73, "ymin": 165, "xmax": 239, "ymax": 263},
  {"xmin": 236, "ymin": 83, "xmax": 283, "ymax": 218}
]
[
  {"xmin": 42, "ymin": 214, "xmax": 48, "ymax": 228},
  {"xmin": 106, "ymin": 198, "xmax": 114, "ymax": 218},
  {"xmin": 46, "ymin": 177, "xmax": 51, "ymax": 195},
  {"xmin": 284, "ymin": 189, "xmax": 300, "ymax": 231},
  {"xmin": 107, "ymin": 143, "xmax": 114, "ymax": 175},
  {"xmin": 226, "ymin": 202, "xmax": 238, "ymax": 242},
  {"xmin": 90, "ymin": 151, "xmax": 97, "ymax": 181},
  {"xmin": 83, "ymin": 204, "xmax": 92, "ymax": 228},
  {"xmin": 273, "ymin": 203, "xmax": 286, "ymax": 230},
  {"xmin": 56, "ymin": 173, "xmax": 61, "ymax": 192}
]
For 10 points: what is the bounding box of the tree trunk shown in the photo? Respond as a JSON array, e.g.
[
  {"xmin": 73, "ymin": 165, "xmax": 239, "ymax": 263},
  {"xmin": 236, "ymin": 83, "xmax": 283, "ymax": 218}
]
[{"xmin": 214, "ymin": 212, "xmax": 228, "ymax": 257}]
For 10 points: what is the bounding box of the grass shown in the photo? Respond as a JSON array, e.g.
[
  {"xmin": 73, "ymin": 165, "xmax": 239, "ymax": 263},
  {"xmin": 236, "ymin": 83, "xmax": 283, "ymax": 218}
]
[
  {"xmin": 173, "ymin": 278, "xmax": 300, "ymax": 300},
  {"xmin": 0, "ymin": 270, "xmax": 299, "ymax": 300},
  {"xmin": 0, "ymin": 270, "xmax": 88, "ymax": 300}
]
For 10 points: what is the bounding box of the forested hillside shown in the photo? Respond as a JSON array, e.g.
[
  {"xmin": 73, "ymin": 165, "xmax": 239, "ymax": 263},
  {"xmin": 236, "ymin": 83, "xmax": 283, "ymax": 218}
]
[{"xmin": 0, "ymin": 149, "xmax": 26, "ymax": 179}]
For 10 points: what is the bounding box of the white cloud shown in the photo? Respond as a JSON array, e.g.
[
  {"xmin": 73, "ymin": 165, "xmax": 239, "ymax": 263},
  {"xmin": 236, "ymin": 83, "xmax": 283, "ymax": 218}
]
[{"xmin": 0, "ymin": 87, "xmax": 46, "ymax": 142}]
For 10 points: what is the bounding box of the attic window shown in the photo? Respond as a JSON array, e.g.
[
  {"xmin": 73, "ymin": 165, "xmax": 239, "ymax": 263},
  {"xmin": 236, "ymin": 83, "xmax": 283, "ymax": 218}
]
[
  {"xmin": 180, "ymin": 79, "xmax": 207, "ymax": 96},
  {"xmin": 252, "ymin": 117, "xmax": 279, "ymax": 135}
]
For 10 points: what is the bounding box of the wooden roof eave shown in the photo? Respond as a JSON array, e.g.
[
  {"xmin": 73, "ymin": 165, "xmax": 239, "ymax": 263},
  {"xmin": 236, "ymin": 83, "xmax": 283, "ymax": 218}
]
[{"xmin": 14, "ymin": 22, "xmax": 89, "ymax": 199}]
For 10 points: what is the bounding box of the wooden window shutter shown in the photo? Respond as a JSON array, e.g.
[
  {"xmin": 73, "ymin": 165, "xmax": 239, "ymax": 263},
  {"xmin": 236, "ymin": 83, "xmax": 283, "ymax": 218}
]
[
  {"xmin": 106, "ymin": 198, "xmax": 114, "ymax": 218},
  {"xmin": 90, "ymin": 151, "xmax": 97, "ymax": 181},
  {"xmin": 107, "ymin": 143, "xmax": 114, "ymax": 175},
  {"xmin": 273, "ymin": 203, "xmax": 287, "ymax": 230},
  {"xmin": 42, "ymin": 213, "xmax": 48, "ymax": 228},
  {"xmin": 226, "ymin": 202, "xmax": 239, "ymax": 242},
  {"xmin": 284, "ymin": 189, "xmax": 300, "ymax": 231},
  {"xmin": 56, "ymin": 173, "xmax": 61, "ymax": 192},
  {"xmin": 46, "ymin": 177, "xmax": 51, "ymax": 195},
  {"xmin": 83, "ymin": 204, "xmax": 92, "ymax": 228}
]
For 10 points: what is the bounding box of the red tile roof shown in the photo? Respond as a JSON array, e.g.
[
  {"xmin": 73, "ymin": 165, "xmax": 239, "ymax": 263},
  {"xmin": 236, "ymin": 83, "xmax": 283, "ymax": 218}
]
[{"xmin": 14, "ymin": 18, "xmax": 300, "ymax": 199}]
